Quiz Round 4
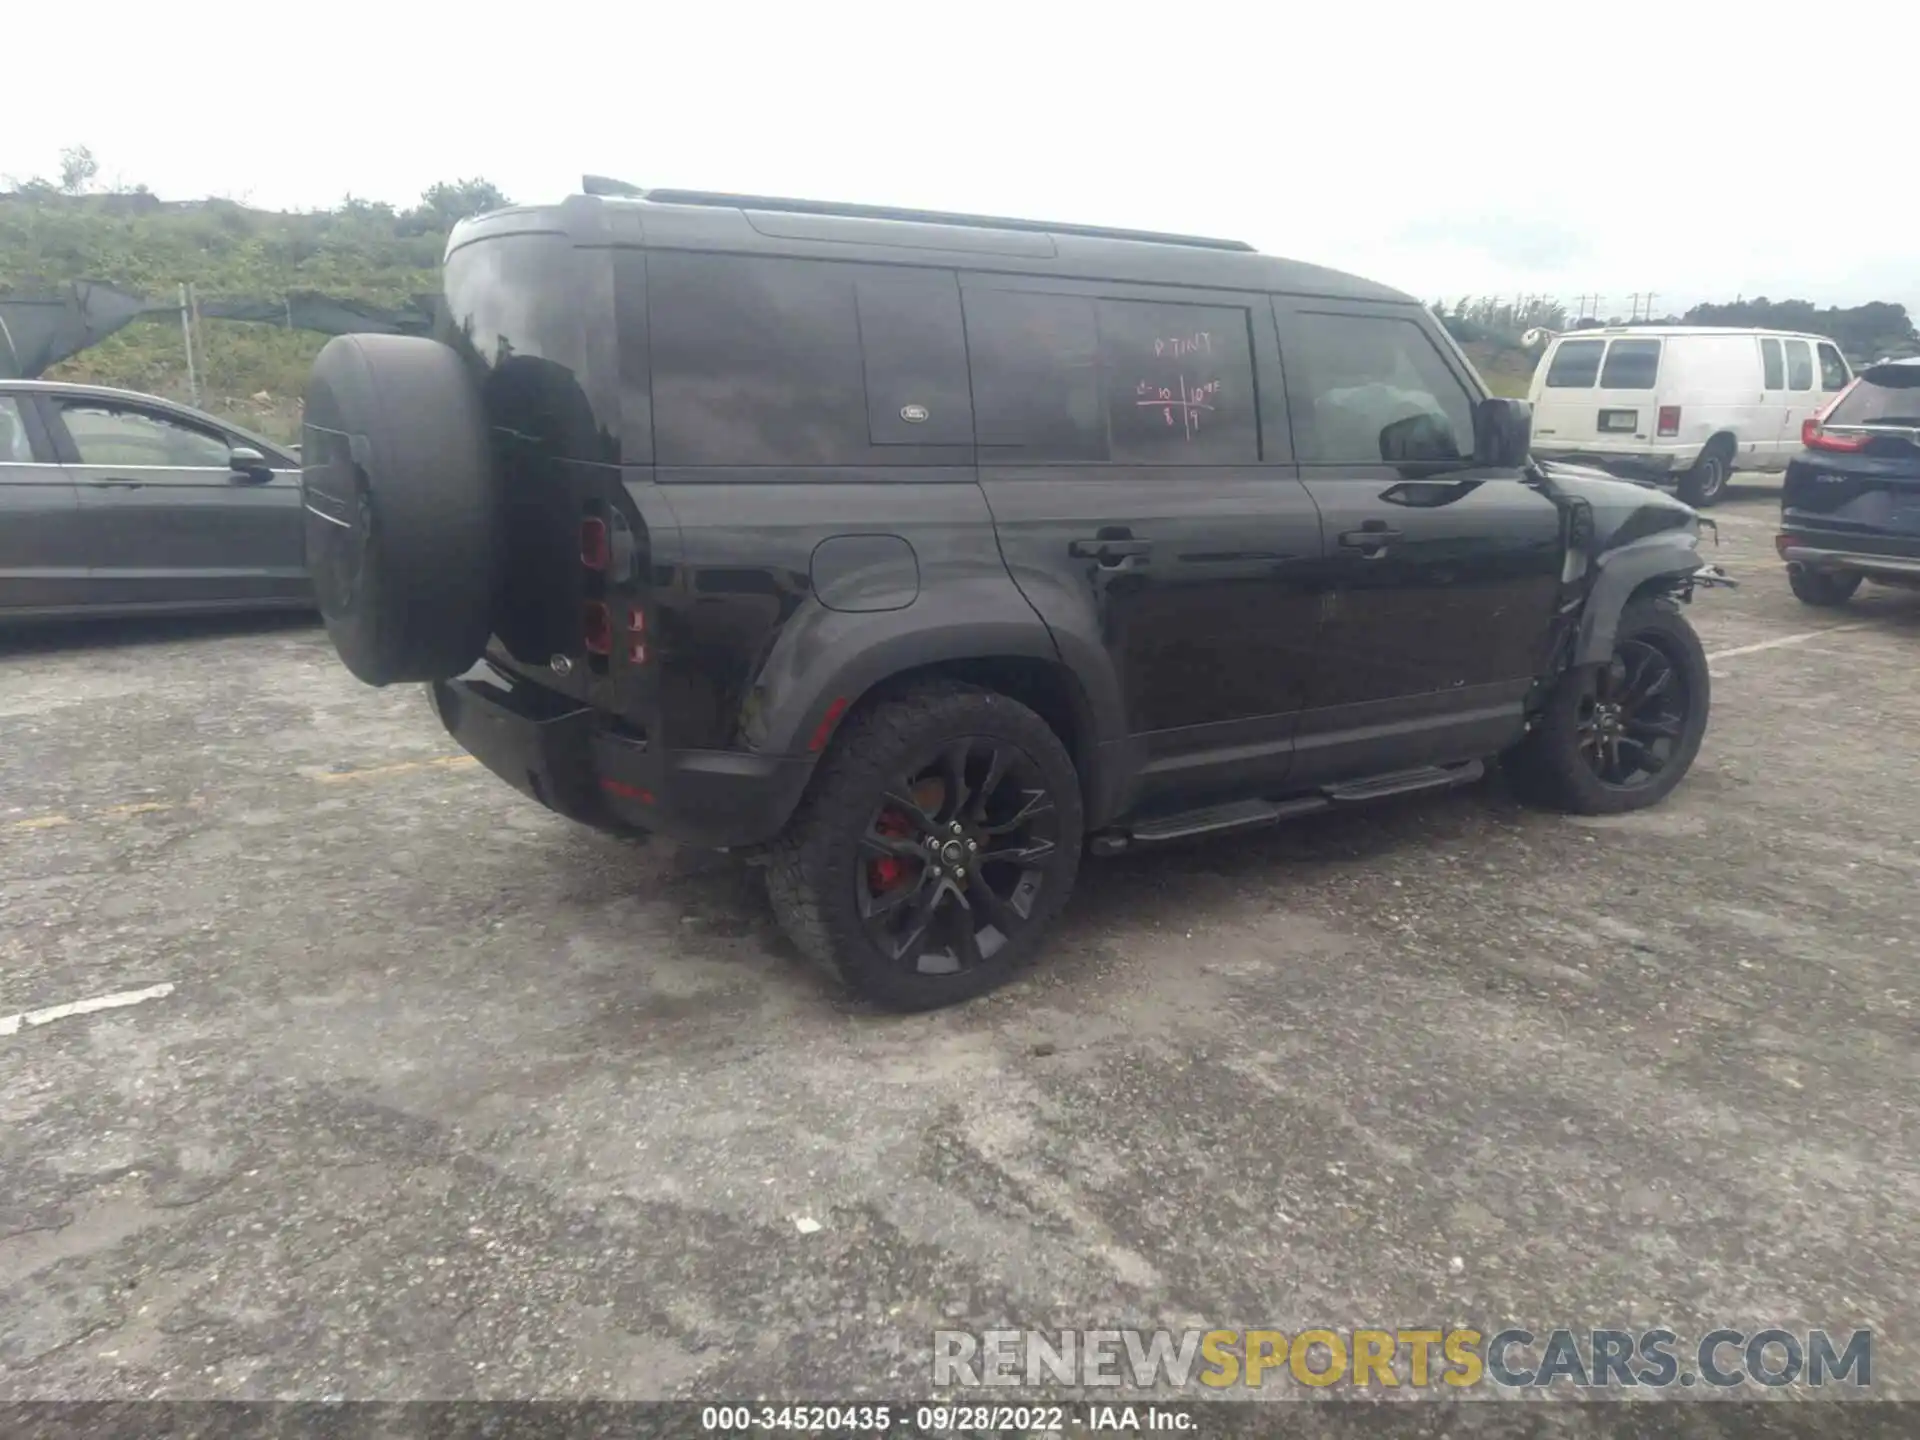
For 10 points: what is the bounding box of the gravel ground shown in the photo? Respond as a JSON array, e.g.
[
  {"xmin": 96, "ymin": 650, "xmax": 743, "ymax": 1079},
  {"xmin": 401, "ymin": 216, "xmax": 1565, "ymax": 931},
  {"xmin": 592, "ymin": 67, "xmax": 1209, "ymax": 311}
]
[{"xmin": 2, "ymin": 479, "xmax": 1916, "ymax": 1408}]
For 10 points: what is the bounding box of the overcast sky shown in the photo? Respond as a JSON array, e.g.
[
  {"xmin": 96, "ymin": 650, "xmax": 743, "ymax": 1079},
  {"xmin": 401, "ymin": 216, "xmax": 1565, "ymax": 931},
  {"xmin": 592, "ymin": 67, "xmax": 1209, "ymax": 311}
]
[{"xmin": 8, "ymin": 0, "xmax": 1916, "ymax": 318}]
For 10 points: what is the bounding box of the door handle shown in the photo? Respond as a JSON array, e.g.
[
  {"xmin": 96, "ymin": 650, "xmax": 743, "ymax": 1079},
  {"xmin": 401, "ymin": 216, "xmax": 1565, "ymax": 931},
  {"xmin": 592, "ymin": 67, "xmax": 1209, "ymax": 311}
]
[
  {"xmin": 1069, "ymin": 537, "xmax": 1152, "ymax": 564},
  {"xmin": 89, "ymin": 479, "xmax": 145, "ymax": 489},
  {"xmin": 1339, "ymin": 525, "xmax": 1403, "ymax": 553}
]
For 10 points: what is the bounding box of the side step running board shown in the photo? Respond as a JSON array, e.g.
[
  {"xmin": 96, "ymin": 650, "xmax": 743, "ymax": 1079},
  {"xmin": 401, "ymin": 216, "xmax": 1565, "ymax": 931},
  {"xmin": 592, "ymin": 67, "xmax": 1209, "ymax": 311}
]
[
  {"xmin": 1122, "ymin": 795, "xmax": 1330, "ymax": 848},
  {"xmin": 1323, "ymin": 759, "xmax": 1484, "ymax": 804},
  {"xmin": 1088, "ymin": 759, "xmax": 1485, "ymax": 855}
]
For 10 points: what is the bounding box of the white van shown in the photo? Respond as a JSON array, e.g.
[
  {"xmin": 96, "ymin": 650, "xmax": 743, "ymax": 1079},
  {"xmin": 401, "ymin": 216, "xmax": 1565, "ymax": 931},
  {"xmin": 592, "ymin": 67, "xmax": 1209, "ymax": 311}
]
[{"xmin": 1526, "ymin": 326, "xmax": 1853, "ymax": 505}]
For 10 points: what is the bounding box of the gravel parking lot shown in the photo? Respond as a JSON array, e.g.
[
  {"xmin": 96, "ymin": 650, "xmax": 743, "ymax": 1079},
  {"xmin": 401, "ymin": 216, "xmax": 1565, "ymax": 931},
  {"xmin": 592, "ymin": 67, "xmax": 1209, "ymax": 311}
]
[{"xmin": 3, "ymin": 479, "xmax": 1917, "ymax": 1403}]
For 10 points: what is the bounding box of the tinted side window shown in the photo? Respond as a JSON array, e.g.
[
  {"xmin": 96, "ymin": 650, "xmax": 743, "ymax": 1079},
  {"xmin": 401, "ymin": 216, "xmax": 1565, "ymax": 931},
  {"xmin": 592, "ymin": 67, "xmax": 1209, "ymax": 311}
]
[
  {"xmin": 1287, "ymin": 312, "xmax": 1475, "ymax": 466},
  {"xmin": 1784, "ymin": 339, "xmax": 1814, "ymax": 392},
  {"xmin": 964, "ymin": 289, "xmax": 1105, "ymax": 460},
  {"xmin": 60, "ymin": 403, "xmax": 231, "ymax": 467},
  {"xmin": 0, "ymin": 397, "xmax": 35, "ymax": 463},
  {"xmin": 1545, "ymin": 339, "xmax": 1604, "ymax": 388},
  {"xmin": 1098, "ymin": 300, "xmax": 1257, "ymax": 464},
  {"xmin": 962, "ymin": 292, "xmax": 1261, "ymax": 464},
  {"xmin": 1600, "ymin": 338, "xmax": 1661, "ymax": 389},
  {"xmin": 1817, "ymin": 343, "xmax": 1850, "ymax": 391},
  {"xmin": 1761, "ymin": 338, "xmax": 1784, "ymax": 390},
  {"xmin": 650, "ymin": 253, "xmax": 971, "ymax": 466},
  {"xmin": 854, "ymin": 269, "xmax": 973, "ymax": 446}
]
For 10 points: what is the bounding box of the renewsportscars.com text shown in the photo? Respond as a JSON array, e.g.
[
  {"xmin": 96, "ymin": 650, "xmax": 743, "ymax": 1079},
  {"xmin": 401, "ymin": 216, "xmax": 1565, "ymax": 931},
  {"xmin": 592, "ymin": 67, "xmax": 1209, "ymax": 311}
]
[{"xmin": 933, "ymin": 1327, "xmax": 1873, "ymax": 1391}]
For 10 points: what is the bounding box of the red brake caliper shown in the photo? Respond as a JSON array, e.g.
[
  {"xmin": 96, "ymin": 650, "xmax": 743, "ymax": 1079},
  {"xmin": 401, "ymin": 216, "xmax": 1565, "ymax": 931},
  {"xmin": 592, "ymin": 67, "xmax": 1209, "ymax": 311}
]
[
  {"xmin": 869, "ymin": 811, "xmax": 915, "ymax": 893},
  {"xmin": 869, "ymin": 778, "xmax": 945, "ymax": 896}
]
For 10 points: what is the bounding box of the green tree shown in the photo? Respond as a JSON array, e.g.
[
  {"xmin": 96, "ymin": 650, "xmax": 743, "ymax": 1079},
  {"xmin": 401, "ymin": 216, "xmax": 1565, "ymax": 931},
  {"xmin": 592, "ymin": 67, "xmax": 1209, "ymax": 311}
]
[
  {"xmin": 58, "ymin": 145, "xmax": 98, "ymax": 195},
  {"xmin": 404, "ymin": 178, "xmax": 510, "ymax": 233}
]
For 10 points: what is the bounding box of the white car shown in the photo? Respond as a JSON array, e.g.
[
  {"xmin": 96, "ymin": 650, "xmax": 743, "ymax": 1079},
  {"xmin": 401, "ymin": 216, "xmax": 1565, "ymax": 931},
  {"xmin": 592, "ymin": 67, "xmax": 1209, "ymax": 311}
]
[{"xmin": 1526, "ymin": 326, "xmax": 1853, "ymax": 505}]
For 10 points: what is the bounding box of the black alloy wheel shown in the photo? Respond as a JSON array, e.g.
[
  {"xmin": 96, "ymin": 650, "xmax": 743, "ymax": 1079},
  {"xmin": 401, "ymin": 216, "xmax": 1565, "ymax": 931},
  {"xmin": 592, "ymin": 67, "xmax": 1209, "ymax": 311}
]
[
  {"xmin": 1503, "ymin": 596, "xmax": 1710, "ymax": 816},
  {"xmin": 1575, "ymin": 633, "xmax": 1692, "ymax": 790},
  {"xmin": 765, "ymin": 681, "xmax": 1084, "ymax": 1011},
  {"xmin": 857, "ymin": 736, "xmax": 1062, "ymax": 977}
]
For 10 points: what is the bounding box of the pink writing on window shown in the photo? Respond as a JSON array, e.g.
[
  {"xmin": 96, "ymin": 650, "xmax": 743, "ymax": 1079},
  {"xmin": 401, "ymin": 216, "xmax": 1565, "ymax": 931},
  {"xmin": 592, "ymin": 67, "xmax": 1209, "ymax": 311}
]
[
  {"xmin": 1134, "ymin": 376, "xmax": 1222, "ymax": 440},
  {"xmin": 1152, "ymin": 332, "xmax": 1213, "ymax": 359}
]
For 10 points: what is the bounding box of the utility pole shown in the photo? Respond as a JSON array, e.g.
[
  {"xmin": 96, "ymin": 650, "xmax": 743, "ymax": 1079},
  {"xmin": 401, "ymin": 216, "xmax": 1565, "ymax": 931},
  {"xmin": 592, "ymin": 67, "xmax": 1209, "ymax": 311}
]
[
  {"xmin": 178, "ymin": 283, "xmax": 200, "ymax": 408},
  {"xmin": 189, "ymin": 283, "xmax": 207, "ymax": 399}
]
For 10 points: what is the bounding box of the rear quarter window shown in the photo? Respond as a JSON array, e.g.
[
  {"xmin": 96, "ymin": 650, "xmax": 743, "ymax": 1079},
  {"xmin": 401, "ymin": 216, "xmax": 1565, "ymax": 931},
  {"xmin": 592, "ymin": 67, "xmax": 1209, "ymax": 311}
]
[
  {"xmin": 648, "ymin": 253, "xmax": 974, "ymax": 466},
  {"xmin": 1545, "ymin": 339, "xmax": 1604, "ymax": 388}
]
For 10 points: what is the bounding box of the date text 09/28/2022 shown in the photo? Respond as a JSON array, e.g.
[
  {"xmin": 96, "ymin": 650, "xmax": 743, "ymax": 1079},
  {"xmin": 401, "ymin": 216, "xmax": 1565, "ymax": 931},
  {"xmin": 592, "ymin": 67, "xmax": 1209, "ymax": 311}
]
[{"xmin": 699, "ymin": 1406, "xmax": 1187, "ymax": 1433}]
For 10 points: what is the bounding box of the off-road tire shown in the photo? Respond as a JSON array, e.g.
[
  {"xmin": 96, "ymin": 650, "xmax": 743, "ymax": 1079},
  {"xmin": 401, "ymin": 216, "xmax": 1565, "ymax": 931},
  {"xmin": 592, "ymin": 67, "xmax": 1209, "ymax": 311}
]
[
  {"xmin": 1788, "ymin": 566, "xmax": 1861, "ymax": 608},
  {"xmin": 765, "ymin": 682, "xmax": 1083, "ymax": 1011},
  {"xmin": 1506, "ymin": 597, "xmax": 1710, "ymax": 816},
  {"xmin": 301, "ymin": 334, "xmax": 497, "ymax": 686}
]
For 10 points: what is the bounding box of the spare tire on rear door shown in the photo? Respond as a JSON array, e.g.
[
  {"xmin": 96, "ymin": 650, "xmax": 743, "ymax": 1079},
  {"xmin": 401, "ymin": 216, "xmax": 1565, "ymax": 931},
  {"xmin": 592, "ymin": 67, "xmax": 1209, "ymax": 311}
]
[{"xmin": 301, "ymin": 334, "xmax": 497, "ymax": 687}]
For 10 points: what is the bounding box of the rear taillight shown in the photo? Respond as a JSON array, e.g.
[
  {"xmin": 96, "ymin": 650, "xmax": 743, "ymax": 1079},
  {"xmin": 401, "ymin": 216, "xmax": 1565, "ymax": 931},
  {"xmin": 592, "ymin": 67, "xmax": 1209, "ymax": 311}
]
[
  {"xmin": 1803, "ymin": 418, "xmax": 1871, "ymax": 453},
  {"xmin": 1657, "ymin": 405, "xmax": 1681, "ymax": 437},
  {"xmin": 583, "ymin": 601, "xmax": 612, "ymax": 655},
  {"xmin": 1802, "ymin": 379, "xmax": 1868, "ymax": 451},
  {"xmin": 580, "ymin": 517, "xmax": 610, "ymax": 571},
  {"xmin": 1775, "ymin": 532, "xmax": 1796, "ymax": 559}
]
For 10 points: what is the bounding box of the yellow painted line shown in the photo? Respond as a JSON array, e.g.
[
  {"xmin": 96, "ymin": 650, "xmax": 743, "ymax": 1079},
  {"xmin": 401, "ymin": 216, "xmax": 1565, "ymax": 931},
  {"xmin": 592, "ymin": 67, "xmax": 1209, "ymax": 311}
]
[
  {"xmin": 6, "ymin": 802, "xmax": 179, "ymax": 833},
  {"xmin": 313, "ymin": 755, "xmax": 478, "ymax": 784},
  {"xmin": 6, "ymin": 814, "xmax": 75, "ymax": 833}
]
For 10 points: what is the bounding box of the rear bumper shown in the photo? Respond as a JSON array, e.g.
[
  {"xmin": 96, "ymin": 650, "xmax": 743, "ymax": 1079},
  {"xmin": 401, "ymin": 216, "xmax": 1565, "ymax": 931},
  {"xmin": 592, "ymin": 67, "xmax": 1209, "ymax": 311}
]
[
  {"xmin": 1778, "ymin": 520, "xmax": 1920, "ymax": 577},
  {"xmin": 1781, "ymin": 545, "xmax": 1920, "ymax": 577},
  {"xmin": 428, "ymin": 668, "xmax": 817, "ymax": 849}
]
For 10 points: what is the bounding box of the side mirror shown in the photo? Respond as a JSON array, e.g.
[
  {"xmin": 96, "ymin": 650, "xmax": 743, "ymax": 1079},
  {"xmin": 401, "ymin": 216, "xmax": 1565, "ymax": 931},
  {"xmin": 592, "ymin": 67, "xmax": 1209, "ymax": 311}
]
[
  {"xmin": 1378, "ymin": 410, "xmax": 1463, "ymax": 463},
  {"xmin": 229, "ymin": 446, "xmax": 273, "ymax": 483},
  {"xmin": 1473, "ymin": 397, "xmax": 1533, "ymax": 469}
]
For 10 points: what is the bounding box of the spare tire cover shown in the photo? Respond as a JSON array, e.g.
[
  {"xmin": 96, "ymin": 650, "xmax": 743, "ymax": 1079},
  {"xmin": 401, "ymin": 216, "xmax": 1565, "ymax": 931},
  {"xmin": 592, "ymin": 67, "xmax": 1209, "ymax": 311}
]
[{"xmin": 301, "ymin": 334, "xmax": 497, "ymax": 686}]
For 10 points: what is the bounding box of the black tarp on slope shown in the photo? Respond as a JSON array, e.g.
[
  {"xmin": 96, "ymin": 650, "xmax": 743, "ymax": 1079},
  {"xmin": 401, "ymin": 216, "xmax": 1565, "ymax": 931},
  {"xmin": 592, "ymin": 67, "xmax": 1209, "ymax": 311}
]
[
  {"xmin": 0, "ymin": 282, "xmax": 158, "ymax": 379},
  {"xmin": 196, "ymin": 293, "xmax": 438, "ymax": 337},
  {"xmin": 0, "ymin": 284, "xmax": 437, "ymax": 378}
]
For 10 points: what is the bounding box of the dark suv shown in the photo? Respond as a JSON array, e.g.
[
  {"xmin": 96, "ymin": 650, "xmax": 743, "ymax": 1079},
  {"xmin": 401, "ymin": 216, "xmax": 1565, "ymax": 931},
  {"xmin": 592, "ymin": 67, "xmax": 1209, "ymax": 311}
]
[
  {"xmin": 301, "ymin": 182, "xmax": 1724, "ymax": 1010},
  {"xmin": 1780, "ymin": 357, "xmax": 1920, "ymax": 606}
]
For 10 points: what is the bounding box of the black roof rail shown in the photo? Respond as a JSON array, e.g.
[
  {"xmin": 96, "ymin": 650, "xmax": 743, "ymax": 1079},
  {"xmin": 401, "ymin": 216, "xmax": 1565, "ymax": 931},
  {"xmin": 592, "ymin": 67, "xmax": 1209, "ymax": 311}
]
[{"xmin": 587, "ymin": 181, "xmax": 1255, "ymax": 252}]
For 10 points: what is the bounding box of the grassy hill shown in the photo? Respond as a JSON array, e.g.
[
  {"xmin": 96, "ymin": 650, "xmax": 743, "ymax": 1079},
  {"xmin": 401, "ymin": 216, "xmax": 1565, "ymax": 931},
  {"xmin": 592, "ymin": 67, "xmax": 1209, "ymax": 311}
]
[
  {"xmin": 0, "ymin": 182, "xmax": 501, "ymax": 441},
  {"xmin": 15, "ymin": 184, "xmax": 1759, "ymax": 440},
  {"xmin": 1461, "ymin": 341, "xmax": 1536, "ymax": 399}
]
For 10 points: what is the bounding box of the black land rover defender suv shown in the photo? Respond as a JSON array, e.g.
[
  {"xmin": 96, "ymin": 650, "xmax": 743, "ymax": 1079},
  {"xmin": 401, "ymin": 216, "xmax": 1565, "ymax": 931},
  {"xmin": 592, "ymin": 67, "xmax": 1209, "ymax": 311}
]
[{"xmin": 301, "ymin": 181, "xmax": 1724, "ymax": 1010}]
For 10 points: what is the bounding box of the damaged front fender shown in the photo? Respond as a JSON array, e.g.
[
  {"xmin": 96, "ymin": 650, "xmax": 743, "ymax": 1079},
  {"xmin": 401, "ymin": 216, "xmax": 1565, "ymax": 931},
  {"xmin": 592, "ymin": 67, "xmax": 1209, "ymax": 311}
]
[{"xmin": 1572, "ymin": 529, "xmax": 1713, "ymax": 668}]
